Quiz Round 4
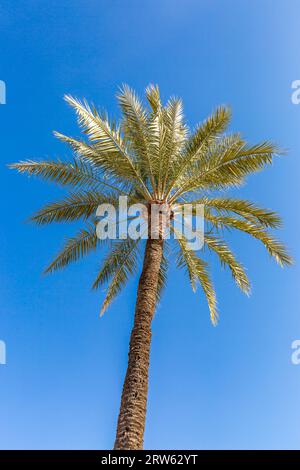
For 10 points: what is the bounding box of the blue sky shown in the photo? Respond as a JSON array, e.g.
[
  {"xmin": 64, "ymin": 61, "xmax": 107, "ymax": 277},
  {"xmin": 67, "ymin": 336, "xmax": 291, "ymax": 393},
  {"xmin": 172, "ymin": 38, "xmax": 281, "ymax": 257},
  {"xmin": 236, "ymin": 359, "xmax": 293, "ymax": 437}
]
[{"xmin": 0, "ymin": 0, "xmax": 300, "ymax": 450}]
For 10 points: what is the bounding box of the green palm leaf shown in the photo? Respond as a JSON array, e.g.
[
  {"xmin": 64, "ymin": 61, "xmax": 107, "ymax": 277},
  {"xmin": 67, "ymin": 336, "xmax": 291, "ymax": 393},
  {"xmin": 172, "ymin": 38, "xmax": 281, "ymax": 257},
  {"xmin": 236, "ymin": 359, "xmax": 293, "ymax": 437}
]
[
  {"xmin": 45, "ymin": 220, "xmax": 101, "ymax": 274},
  {"xmin": 205, "ymin": 213, "xmax": 292, "ymax": 267},
  {"xmin": 93, "ymin": 238, "xmax": 141, "ymax": 316},
  {"xmin": 166, "ymin": 106, "xmax": 231, "ymax": 197},
  {"xmin": 204, "ymin": 234, "xmax": 250, "ymax": 294},
  {"xmin": 64, "ymin": 94, "xmax": 151, "ymax": 198},
  {"xmin": 31, "ymin": 191, "xmax": 120, "ymax": 225},
  {"xmin": 9, "ymin": 158, "xmax": 103, "ymax": 189},
  {"xmin": 180, "ymin": 197, "xmax": 282, "ymax": 228},
  {"xmin": 117, "ymin": 84, "xmax": 157, "ymax": 195},
  {"xmin": 175, "ymin": 232, "xmax": 218, "ymax": 325}
]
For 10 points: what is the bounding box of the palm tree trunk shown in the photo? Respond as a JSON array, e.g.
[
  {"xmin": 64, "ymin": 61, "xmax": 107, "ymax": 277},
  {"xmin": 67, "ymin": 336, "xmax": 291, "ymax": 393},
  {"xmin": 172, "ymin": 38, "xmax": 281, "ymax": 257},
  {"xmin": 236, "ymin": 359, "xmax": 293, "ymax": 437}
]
[{"xmin": 114, "ymin": 237, "xmax": 163, "ymax": 450}]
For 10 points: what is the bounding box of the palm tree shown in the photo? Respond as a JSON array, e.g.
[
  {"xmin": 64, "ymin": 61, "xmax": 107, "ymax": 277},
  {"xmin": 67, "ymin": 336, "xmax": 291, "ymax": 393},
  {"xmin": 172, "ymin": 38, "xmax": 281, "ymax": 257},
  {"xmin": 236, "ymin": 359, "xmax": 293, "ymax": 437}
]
[{"xmin": 9, "ymin": 85, "xmax": 292, "ymax": 450}]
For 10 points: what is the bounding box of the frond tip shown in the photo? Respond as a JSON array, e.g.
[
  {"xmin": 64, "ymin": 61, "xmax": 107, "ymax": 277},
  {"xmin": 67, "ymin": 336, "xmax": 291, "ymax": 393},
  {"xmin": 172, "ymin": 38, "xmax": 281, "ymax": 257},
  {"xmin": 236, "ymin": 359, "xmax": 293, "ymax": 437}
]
[
  {"xmin": 205, "ymin": 234, "xmax": 251, "ymax": 295},
  {"xmin": 206, "ymin": 213, "xmax": 293, "ymax": 267},
  {"xmin": 176, "ymin": 234, "xmax": 218, "ymax": 325},
  {"xmin": 93, "ymin": 239, "xmax": 141, "ymax": 316},
  {"xmin": 44, "ymin": 220, "xmax": 100, "ymax": 274}
]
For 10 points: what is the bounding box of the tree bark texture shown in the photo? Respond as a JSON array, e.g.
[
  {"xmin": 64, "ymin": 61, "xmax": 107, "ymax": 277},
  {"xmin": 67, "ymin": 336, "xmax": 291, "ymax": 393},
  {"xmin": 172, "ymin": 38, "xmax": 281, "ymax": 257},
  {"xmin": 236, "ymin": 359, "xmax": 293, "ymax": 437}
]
[{"xmin": 114, "ymin": 237, "xmax": 163, "ymax": 450}]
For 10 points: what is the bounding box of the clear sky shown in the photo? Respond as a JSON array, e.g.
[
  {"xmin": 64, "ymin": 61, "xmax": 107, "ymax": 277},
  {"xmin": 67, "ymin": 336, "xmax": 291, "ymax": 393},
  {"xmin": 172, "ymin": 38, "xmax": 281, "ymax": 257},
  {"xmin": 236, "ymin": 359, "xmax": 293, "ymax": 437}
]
[{"xmin": 0, "ymin": 0, "xmax": 300, "ymax": 450}]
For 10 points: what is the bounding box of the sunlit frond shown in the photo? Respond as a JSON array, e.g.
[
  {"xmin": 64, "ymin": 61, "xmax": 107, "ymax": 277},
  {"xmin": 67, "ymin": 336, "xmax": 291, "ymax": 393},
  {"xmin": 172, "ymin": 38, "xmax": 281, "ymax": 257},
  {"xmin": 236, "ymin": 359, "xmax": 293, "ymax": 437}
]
[
  {"xmin": 205, "ymin": 213, "xmax": 292, "ymax": 267},
  {"xmin": 166, "ymin": 106, "xmax": 231, "ymax": 196},
  {"xmin": 160, "ymin": 98, "xmax": 187, "ymax": 195},
  {"xmin": 44, "ymin": 220, "xmax": 101, "ymax": 274},
  {"xmin": 145, "ymin": 84, "xmax": 162, "ymax": 115},
  {"xmin": 117, "ymin": 85, "xmax": 156, "ymax": 195},
  {"xmin": 183, "ymin": 197, "xmax": 282, "ymax": 228},
  {"xmin": 31, "ymin": 191, "xmax": 120, "ymax": 225},
  {"xmin": 93, "ymin": 238, "xmax": 141, "ymax": 316},
  {"xmin": 175, "ymin": 233, "xmax": 218, "ymax": 325},
  {"xmin": 8, "ymin": 158, "xmax": 103, "ymax": 189},
  {"xmin": 171, "ymin": 140, "xmax": 280, "ymax": 200},
  {"xmin": 64, "ymin": 94, "xmax": 151, "ymax": 198},
  {"xmin": 204, "ymin": 234, "xmax": 250, "ymax": 294}
]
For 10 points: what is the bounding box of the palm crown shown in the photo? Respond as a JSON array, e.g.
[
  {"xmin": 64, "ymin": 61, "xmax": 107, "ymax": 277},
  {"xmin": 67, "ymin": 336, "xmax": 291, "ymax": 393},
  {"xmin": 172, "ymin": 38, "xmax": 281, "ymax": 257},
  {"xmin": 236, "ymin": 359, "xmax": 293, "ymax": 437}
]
[{"xmin": 10, "ymin": 84, "xmax": 292, "ymax": 325}]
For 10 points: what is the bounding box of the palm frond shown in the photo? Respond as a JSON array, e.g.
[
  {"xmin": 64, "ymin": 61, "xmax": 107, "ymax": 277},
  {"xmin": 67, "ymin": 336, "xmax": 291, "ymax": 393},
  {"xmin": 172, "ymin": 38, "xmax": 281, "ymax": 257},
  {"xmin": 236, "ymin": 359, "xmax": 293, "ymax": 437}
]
[
  {"xmin": 44, "ymin": 220, "xmax": 100, "ymax": 274},
  {"xmin": 145, "ymin": 84, "xmax": 162, "ymax": 115},
  {"xmin": 93, "ymin": 238, "xmax": 141, "ymax": 316},
  {"xmin": 182, "ymin": 197, "xmax": 282, "ymax": 228},
  {"xmin": 175, "ymin": 233, "xmax": 218, "ymax": 325},
  {"xmin": 204, "ymin": 234, "xmax": 250, "ymax": 294},
  {"xmin": 205, "ymin": 213, "xmax": 293, "ymax": 267},
  {"xmin": 166, "ymin": 106, "xmax": 231, "ymax": 196},
  {"xmin": 201, "ymin": 140, "xmax": 279, "ymax": 186},
  {"xmin": 160, "ymin": 98, "xmax": 187, "ymax": 195},
  {"xmin": 8, "ymin": 158, "xmax": 103, "ymax": 189},
  {"xmin": 64, "ymin": 94, "xmax": 151, "ymax": 198},
  {"xmin": 31, "ymin": 191, "xmax": 120, "ymax": 225},
  {"xmin": 172, "ymin": 140, "xmax": 280, "ymax": 200},
  {"xmin": 117, "ymin": 85, "xmax": 156, "ymax": 195}
]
